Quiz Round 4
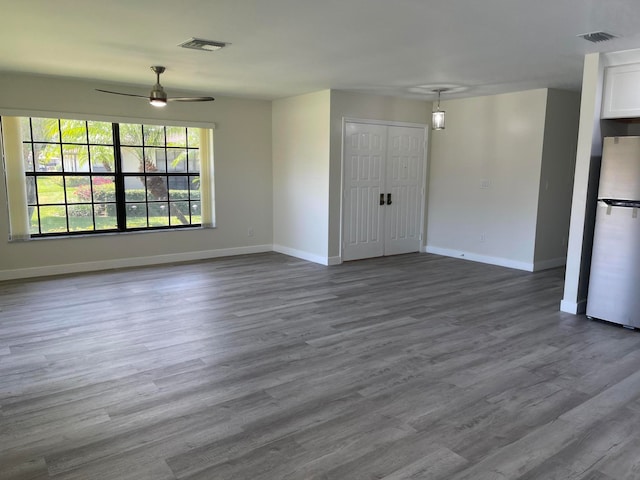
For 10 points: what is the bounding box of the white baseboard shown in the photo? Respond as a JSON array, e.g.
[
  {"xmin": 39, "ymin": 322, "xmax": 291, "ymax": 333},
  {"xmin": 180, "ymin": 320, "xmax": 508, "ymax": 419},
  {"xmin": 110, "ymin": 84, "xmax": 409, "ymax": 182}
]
[
  {"xmin": 533, "ymin": 257, "xmax": 566, "ymax": 272},
  {"xmin": 425, "ymin": 246, "xmax": 533, "ymax": 272},
  {"xmin": 0, "ymin": 244, "xmax": 273, "ymax": 281},
  {"xmin": 272, "ymin": 244, "xmax": 333, "ymax": 266},
  {"xmin": 0, "ymin": 243, "xmax": 559, "ymax": 282},
  {"xmin": 560, "ymin": 298, "xmax": 587, "ymax": 315},
  {"xmin": 327, "ymin": 256, "xmax": 342, "ymax": 266}
]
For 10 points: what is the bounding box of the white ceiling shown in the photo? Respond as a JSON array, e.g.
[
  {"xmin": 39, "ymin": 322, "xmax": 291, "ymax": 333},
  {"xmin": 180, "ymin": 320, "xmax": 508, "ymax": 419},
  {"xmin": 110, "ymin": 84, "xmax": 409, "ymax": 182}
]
[{"xmin": 2, "ymin": 0, "xmax": 640, "ymax": 101}]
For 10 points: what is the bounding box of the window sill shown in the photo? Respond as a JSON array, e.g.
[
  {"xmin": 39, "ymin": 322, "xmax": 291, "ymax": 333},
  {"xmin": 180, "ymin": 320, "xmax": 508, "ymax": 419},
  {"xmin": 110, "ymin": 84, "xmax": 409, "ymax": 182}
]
[{"xmin": 10, "ymin": 224, "xmax": 216, "ymax": 242}]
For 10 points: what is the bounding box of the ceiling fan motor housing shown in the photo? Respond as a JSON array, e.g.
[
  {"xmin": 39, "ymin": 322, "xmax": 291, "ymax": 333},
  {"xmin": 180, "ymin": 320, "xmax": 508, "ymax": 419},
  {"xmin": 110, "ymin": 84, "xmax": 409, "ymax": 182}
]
[{"xmin": 149, "ymin": 66, "xmax": 168, "ymax": 105}]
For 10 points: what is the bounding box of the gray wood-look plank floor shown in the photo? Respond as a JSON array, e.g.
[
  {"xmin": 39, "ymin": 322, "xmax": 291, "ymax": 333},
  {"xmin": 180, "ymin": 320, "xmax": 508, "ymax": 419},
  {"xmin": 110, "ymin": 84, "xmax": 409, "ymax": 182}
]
[{"xmin": 1, "ymin": 252, "xmax": 639, "ymax": 479}]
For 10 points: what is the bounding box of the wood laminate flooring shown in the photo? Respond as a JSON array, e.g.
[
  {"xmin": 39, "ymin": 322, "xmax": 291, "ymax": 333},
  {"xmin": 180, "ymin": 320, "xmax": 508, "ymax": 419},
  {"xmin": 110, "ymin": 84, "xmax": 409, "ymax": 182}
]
[{"xmin": 1, "ymin": 252, "xmax": 640, "ymax": 479}]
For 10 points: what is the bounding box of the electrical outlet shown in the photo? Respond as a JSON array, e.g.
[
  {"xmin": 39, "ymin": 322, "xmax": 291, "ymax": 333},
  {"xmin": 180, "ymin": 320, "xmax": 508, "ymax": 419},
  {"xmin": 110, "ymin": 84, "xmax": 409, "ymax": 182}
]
[
  {"xmin": 480, "ymin": 180, "xmax": 491, "ymax": 189},
  {"xmin": 480, "ymin": 233, "xmax": 486, "ymax": 243},
  {"xmin": 248, "ymin": 227, "xmax": 254, "ymax": 237}
]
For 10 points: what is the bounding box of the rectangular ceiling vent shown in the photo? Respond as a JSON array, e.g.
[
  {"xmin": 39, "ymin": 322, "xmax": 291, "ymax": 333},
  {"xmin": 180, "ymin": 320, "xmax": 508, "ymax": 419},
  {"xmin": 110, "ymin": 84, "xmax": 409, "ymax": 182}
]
[
  {"xmin": 179, "ymin": 38, "xmax": 228, "ymax": 52},
  {"xmin": 578, "ymin": 31, "xmax": 618, "ymax": 43}
]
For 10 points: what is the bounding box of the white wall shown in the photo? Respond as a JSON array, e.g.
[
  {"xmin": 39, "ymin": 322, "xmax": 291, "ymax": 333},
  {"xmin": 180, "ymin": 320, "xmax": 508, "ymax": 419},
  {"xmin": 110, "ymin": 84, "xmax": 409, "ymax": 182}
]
[
  {"xmin": 271, "ymin": 89, "xmax": 429, "ymax": 264},
  {"xmin": 272, "ymin": 90, "xmax": 331, "ymax": 264},
  {"xmin": 0, "ymin": 73, "xmax": 273, "ymax": 280},
  {"xmin": 561, "ymin": 54, "xmax": 605, "ymax": 313},
  {"xmin": 533, "ymin": 89, "xmax": 581, "ymax": 269},
  {"xmin": 328, "ymin": 91, "xmax": 430, "ymax": 259},
  {"xmin": 426, "ymin": 89, "xmax": 549, "ymax": 270}
]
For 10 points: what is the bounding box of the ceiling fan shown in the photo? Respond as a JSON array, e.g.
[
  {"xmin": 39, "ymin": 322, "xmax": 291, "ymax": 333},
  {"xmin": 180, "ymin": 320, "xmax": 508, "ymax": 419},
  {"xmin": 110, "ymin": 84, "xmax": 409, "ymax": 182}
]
[{"xmin": 96, "ymin": 66, "xmax": 214, "ymax": 107}]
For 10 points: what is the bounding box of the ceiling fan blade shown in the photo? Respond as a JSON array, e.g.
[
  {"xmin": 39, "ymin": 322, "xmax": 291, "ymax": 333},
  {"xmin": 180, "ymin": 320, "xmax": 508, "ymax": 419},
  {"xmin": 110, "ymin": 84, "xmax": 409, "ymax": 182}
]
[
  {"xmin": 168, "ymin": 96, "xmax": 215, "ymax": 102},
  {"xmin": 95, "ymin": 89, "xmax": 148, "ymax": 99},
  {"xmin": 96, "ymin": 68, "xmax": 214, "ymax": 105}
]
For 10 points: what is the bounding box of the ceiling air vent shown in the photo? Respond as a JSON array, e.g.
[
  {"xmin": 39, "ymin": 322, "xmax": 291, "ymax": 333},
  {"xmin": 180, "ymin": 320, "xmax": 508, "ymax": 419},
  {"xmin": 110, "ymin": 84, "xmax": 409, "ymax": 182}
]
[
  {"xmin": 578, "ymin": 31, "xmax": 618, "ymax": 43},
  {"xmin": 179, "ymin": 38, "xmax": 228, "ymax": 51}
]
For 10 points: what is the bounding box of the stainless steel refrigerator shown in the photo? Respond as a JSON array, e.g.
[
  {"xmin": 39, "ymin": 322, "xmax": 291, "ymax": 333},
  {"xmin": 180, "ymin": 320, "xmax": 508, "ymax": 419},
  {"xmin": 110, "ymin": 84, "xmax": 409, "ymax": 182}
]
[{"xmin": 587, "ymin": 136, "xmax": 640, "ymax": 328}]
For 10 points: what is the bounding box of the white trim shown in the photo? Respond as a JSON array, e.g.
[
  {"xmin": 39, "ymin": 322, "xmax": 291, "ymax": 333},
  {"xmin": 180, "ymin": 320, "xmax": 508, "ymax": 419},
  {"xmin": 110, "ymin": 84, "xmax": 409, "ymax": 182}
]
[
  {"xmin": 0, "ymin": 245, "xmax": 272, "ymax": 281},
  {"xmin": 1, "ymin": 117, "xmax": 31, "ymax": 240},
  {"xmin": 200, "ymin": 128, "xmax": 216, "ymax": 228},
  {"xmin": 339, "ymin": 117, "xmax": 346, "ymax": 260},
  {"xmin": 327, "ymin": 256, "xmax": 342, "ymax": 266},
  {"xmin": 533, "ymin": 257, "xmax": 566, "ymax": 271},
  {"xmin": 425, "ymin": 246, "xmax": 533, "ymax": 272},
  {"xmin": 9, "ymin": 225, "xmax": 214, "ymax": 243},
  {"xmin": 342, "ymin": 117, "xmax": 427, "ymax": 129},
  {"xmin": 273, "ymin": 244, "xmax": 331, "ymax": 266},
  {"xmin": 560, "ymin": 298, "xmax": 587, "ymax": 315},
  {"xmin": 0, "ymin": 108, "xmax": 217, "ymax": 129}
]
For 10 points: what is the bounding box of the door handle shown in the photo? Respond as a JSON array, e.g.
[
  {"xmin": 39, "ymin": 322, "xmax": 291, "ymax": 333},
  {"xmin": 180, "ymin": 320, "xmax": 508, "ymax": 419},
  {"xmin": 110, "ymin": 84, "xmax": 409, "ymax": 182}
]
[
  {"xmin": 379, "ymin": 193, "xmax": 385, "ymax": 206},
  {"xmin": 387, "ymin": 193, "xmax": 392, "ymax": 205}
]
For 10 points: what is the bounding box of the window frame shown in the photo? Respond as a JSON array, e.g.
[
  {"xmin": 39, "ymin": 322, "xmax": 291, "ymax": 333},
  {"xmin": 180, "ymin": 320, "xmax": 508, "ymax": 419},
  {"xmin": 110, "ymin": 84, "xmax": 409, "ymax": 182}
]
[{"xmin": 20, "ymin": 117, "xmax": 204, "ymax": 237}]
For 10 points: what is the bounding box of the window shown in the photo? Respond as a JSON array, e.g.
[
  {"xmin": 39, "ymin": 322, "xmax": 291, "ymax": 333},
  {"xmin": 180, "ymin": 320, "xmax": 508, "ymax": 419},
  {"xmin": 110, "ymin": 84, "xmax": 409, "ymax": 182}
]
[{"xmin": 2, "ymin": 116, "xmax": 213, "ymax": 238}]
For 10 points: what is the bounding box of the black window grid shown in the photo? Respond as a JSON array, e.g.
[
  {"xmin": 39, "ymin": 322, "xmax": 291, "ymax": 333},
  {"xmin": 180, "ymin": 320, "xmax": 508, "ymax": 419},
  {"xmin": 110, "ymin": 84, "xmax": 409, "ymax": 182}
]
[{"xmin": 21, "ymin": 119, "xmax": 202, "ymax": 237}]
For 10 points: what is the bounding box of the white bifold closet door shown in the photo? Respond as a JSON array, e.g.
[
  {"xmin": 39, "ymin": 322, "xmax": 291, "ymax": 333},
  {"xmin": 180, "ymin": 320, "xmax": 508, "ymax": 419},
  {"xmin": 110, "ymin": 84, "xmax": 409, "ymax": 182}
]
[{"xmin": 342, "ymin": 122, "xmax": 425, "ymax": 261}]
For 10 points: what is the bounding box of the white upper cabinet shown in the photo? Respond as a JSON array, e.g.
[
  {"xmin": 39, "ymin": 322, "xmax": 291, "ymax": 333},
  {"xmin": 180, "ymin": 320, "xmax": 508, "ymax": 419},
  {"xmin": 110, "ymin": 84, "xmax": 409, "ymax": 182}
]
[{"xmin": 602, "ymin": 63, "xmax": 640, "ymax": 119}]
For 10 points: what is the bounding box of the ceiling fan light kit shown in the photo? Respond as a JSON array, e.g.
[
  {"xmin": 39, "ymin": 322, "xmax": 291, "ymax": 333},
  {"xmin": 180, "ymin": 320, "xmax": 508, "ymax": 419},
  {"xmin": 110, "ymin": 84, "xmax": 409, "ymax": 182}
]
[
  {"xmin": 96, "ymin": 65, "xmax": 214, "ymax": 106},
  {"xmin": 150, "ymin": 97, "xmax": 167, "ymax": 107}
]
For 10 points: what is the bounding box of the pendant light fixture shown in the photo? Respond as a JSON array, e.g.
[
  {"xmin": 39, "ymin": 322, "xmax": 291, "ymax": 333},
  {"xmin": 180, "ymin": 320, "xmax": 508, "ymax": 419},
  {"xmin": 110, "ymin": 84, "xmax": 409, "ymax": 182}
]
[{"xmin": 432, "ymin": 88, "xmax": 448, "ymax": 130}]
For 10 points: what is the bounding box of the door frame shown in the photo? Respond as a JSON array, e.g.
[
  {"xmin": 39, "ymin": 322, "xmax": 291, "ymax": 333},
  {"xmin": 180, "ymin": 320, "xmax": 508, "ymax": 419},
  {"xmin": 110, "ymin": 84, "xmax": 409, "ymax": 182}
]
[{"xmin": 340, "ymin": 117, "xmax": 429, "ymax": 261}]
